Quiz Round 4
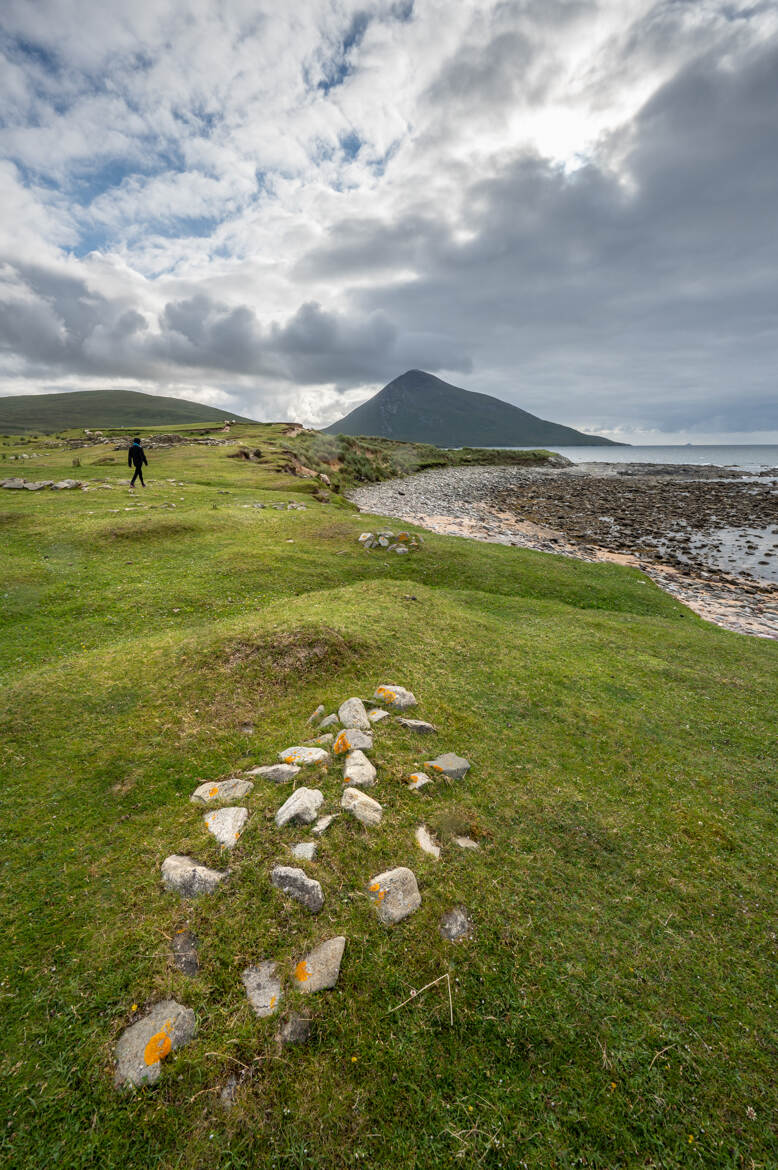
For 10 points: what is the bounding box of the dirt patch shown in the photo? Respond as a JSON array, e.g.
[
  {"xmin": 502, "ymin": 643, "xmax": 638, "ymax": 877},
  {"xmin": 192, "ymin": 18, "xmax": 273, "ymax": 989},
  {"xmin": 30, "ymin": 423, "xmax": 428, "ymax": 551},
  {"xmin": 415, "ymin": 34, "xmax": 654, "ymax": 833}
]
[{"xmin": 218, "ymin": 625, "xmax": 365, "ymax": 682}]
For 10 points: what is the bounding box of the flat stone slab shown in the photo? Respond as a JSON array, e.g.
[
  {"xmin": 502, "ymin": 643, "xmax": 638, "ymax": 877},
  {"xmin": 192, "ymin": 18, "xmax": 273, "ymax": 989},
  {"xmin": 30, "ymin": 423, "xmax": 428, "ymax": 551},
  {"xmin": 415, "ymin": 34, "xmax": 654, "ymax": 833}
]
[
  {"xmin": 318, "ymin": 714, "xmax": 338, "ymax": 730},
  {"xmin": 333, "ymin": 728, "xmax": 373, "ymax": 754},
  {"xmin": 1, "ymin": 478, "xmax": 25, "ymax": 489},
  {"xmin": 312, "ymin": 813, "xmax": 338, "ymax": 835},
  {"xmin": 171, "ymin": 930, "xmax": 199, "ymax": 976},
  {"xmin": 190, "ymin": 778, "xmax": 253, "ymax": 805},
  {"xmin": 275, "ymin": 787, "xmax": 324, "ymax": 827},
  {"xmin": 373, "ymin": 684, "xmax": 417, "ymax": 711},
  {"xmin": 204, "ymin": 806, "xmax": 248, "ymax": 848},
  {"xmin": 162, "ymin": 855, "xmax": 228, "ymax": 898},
  {"xmin": 271, "ymin": 865, "xmax": 324, "ymax": 913},
  {"xmin": 290, "ymin": 841, "xmax": 318, "ymax": 861},
  {"xmin": 247, "ymin": 763, "xmax": 300, "ymax": 783},
  {"xmin": 453, "ymin": 835, "xmax": 480, "ymax": 850},
  {"xmin": 114, "ymin": 1000, "xmax": 196, "ymax": 1087},
  {"xmin": 440, "ymin": 907, "xmax": 473, "ymax": 941},
  {"xmin": 425, "ymin": 752, "xmax": 471, "ymax": 780},
  {"xmin": 368, "ymin": 867, "xmax": 421, "ymax": 925},
  {"xmin": 368, "ymin": 708, "xmax": 390, "ymax": 724},
  {"xmin": 342, "ymin": 787, "xmax": 383, "ymax": 826},
  {"xmin": 242, "ymin": 962, "xmax": 282, "ymax": 1017},
  {"xmin": 408, "ymin": 772, "xmax": 433, "ymax": 791},
  {"xmin": 415, "ymin": 825, "xmax": 440, "ymax": 859},
  {"xmin": 278, "ymin": 745, "xmax": 330, "ymax": 766},
  {"xmin": 343, "ymin": 749, "xmax": 376, "ymax": 788},
  {"xmin": 397, "ymin": 717, "xmax": 437, "ymax": 734},
  {"xmin": 338, "ymin": 697, "xmax": 371, "ymax": 730},
  {"xmin": 293, "ymin": 936, "xmax": 346, "ymax": 993},
  {"xmin": 308, "ymin": 732, "xmax": 334, "ymax": 746}
]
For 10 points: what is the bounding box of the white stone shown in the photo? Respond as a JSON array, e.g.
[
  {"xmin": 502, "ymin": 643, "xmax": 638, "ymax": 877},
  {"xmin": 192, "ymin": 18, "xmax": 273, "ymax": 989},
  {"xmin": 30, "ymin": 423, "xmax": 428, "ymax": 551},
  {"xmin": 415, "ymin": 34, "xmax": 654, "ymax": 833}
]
[
  {"xmin": 318, "ymin": 714, "xmax": 338, "ymax": 730},
  {"xmin": 114, "ymin": 1000, "xmax": 196, "ymax": 1087},
  {"xmin": 424, "ymin": 752, "xmax": 471, "ymax": 780},
  {"xmin": 368, "ymin": 708, "xmax": 390, "ymax": 724},
  {"xmin": 452, "ymin": 835, "xmax": 480, "ymax": 850},
  {"xmin": 290, "ymin": 841, "xmax": 318, "ymax": 861},
  {"xmin": 203, "ymin": 806, "xmax": 248, "ymax": 848},
  {"xmin": 247, "ymin": 763, "xmax": 300, "ymax": 783},
  {"xmin": 440, "ymin": 907, "xmax": 473, "ymax": 941},
  {"xmin": 343, "ymin": 749, "xmax": 376, "ymax": 788},
  {"xmin": 275, "ymin": 787, "xmax": 324, "ymax": 827},
  {"xmin": 341, "ymin": 787, "xmax": 382, "ymax": 826},
  {"xmin": 397, "ymin": 717, "xmax": 437, "ymax": 734},
  {"xmin": 190, "ymin": 778, "xmax": 253, "ymax": 805},
  {"xmin": 306, "ymin": 704, "xmax": 325, "ymax": 725},
  {"xmin": 415, "ymin": 825, "xmax": 440, "ymax": 859},
  {"xmin": 368, "ymin": 867, "xmax": 421, "ymax": 925},
  {"xmin": 373, "ymin": 684, "xmax": 417, "ymax": 711},
  {"xmin": 332, "ymin": 727, "xmax": 373, "ymax": 755},
  {"xmin": 161, "ymin": 855, "xmax": 228, "ymax": 898},
  {"xmin": 311, "ymin": 813, "xmax": 338, "ymax": 836},
  {"xmin": 408, "ymin": 772, "xmax": 433, "ymax": 791},
  {"xmin": 278, "ymin": 745, "xmax": 330, "ymax": 766},
  {"xmin": 242, "ymin": 962, "xmax": 282, "ymax": 1018},
  {"xmin": 337, "ymin": 697, "xmax": 371, "ymax": 730},
  {"xmin": 293, "ymin": 936, "xmax": 346, "ymax": 993}
]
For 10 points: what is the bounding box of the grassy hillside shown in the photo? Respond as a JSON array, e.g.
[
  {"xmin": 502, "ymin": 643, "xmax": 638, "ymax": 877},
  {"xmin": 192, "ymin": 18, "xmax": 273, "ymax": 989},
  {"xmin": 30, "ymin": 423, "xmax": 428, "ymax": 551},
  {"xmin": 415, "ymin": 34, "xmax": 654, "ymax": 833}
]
[
  {"xmin": 0, "ymin": 429, "xmax": 776, "ymax": 1169},
  {"xmin": 0, "ymin": 389, "xmax": 257, "ymax": 434}
]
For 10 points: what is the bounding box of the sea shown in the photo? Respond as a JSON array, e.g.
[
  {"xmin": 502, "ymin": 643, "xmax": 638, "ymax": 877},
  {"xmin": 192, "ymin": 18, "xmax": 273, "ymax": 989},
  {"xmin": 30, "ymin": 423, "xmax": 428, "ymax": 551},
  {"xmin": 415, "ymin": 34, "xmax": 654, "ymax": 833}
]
[{"xmin": 507, "ymin": 444, "xmax": 778, "ymax": 472}]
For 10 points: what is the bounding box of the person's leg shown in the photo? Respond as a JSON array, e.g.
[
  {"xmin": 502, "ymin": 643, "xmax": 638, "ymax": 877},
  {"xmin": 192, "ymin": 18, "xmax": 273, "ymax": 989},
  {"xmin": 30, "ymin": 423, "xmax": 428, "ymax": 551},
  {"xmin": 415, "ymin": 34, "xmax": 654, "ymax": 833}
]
[
  {"xmin": 130, "ymin": 467, "xmax": 138, "ymax": 486},
  {"xmin": 139, "ymin": 468, "xmax": 145, "ymax": 486}
]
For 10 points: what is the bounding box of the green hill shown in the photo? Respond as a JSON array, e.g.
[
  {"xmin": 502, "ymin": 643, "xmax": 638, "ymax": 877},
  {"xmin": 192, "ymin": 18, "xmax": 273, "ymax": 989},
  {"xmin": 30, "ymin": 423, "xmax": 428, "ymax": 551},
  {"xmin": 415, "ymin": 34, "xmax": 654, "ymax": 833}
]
[
  {"xmin": 0, "ymin": 389, "xmax": 256, "ymax": 434},
  {"xmin": 323, "ymin": 369, "xmax": 623, "ymax": 446}
]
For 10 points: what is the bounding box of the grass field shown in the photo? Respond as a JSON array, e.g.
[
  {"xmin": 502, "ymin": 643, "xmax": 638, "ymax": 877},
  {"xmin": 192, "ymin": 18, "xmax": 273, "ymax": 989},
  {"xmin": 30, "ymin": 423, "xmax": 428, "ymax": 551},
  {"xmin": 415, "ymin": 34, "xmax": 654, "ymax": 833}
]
[{"xmin": 1, "ymin": 427, "xmax": 776, "ymax": 1169}]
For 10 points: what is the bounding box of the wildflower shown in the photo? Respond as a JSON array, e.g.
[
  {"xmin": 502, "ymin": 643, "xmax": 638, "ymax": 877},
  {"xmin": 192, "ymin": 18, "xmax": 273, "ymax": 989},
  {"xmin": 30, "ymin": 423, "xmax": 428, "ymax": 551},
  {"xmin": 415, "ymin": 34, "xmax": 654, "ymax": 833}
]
[
  {"xmin": 351, "ymin": 1056, "xmax": 358, "ymax": 1063},
  {"xmin": 131, "ymin": 1003, "xmax": 138, "ymax": 1012}
]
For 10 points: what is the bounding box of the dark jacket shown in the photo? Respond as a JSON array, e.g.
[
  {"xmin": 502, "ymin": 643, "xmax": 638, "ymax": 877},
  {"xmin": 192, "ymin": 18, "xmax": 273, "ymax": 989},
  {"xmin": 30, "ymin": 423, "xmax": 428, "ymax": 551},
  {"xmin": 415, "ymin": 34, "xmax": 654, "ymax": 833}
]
[{"xmin": 128, "ymin": 443, "xmax": 148, "ymax": 468}]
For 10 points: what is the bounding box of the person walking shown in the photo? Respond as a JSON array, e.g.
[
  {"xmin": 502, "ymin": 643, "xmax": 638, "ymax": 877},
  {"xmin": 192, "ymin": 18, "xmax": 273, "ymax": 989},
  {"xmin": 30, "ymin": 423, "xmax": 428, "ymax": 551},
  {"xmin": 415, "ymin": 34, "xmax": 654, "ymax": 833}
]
[{"xmin": 128, "ymin": 437, "xmax": 148, "ymax": 487}]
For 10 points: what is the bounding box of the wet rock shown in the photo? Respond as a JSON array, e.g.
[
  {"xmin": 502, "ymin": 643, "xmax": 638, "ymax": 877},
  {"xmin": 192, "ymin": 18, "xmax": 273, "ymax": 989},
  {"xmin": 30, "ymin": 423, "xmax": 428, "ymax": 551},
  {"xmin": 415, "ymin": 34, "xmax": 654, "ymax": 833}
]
[
  {"xmin": 333, "ymin": 727, "xmax": 373, "ymax": 754},
  {"xmin": 342, "ymin": 787, "xmax": 383, "ymax": 826},
  {"xmin": 368, "ymin": 867, "xmax": 421, "ymax": 925},
  {"xmin": 408, "ymin": 772, "xmax": 433, "ymax": 791},
  {"xmin": 270, "ymin": 865, "xmax": 324, "ymax": 913},
  {"xmin": 397, "ymin": 717, "xmax": 437, "ymax": 734},
  {"xmin": 171, "ymin": 930, "xmax": 199, "ymax": 976},
  {"xmin": 247, "ymin": 763, "xmax": 300, "ymax": 783},
  {"xmin": 343, "ymin": 749, "xmax": 376, "ymax": 788},
  {"xmin": 373, "ymin": 684, "xmax": 417, "ymax": 711},
  {"xmin": 275, "ymin": 787, "xmax": 324, "ymax": 827},
  {"xmin": 161, "ymin": 855, "xmax": 228, "ymax": 898},
  {"xmin": 415, "ymin": 825, "xmax": 440, "ymax": 859},
  {"xmin": 293, "ymin": 936, "xmax": 346, "ymax": 993},
  {"xmin": 114, "ymin": 1000, "xmax": 196, "ymax": 1087},
  {"xmin": 277, "ymin": 1011, "xmax": 312, "ymax": 1046},
  {"xmin": 203, "ymin": 806, "xmax": 248, "ymax": 848},
  {"xmin": 190, "ymin": 778, "xmax": 253, "ymax": 804},
  {"xmin": 242, "ymin": 961, "xmax": 283, "ymax": 1017},
  {"xmin": 425, "ymin": 752, "xmax": 470, "ymax": 780},
  {"xmin": 278, "ymin": 745, "xmax": 330, "ymax": 766},
  {"xmin": 338, "ymin": 697, "xmax": 371, "ymax": 730},
  {"xmin": 439, "ymin": 907, "xmax": 473, "ymax": 941}
]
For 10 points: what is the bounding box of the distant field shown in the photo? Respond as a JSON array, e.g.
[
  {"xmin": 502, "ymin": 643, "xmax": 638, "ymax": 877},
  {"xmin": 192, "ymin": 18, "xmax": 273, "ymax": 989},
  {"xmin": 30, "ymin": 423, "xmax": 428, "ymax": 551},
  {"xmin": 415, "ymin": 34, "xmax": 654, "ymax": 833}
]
[
  {"xmin": 0, "ymin": 425, "xmax": 776, "ymax": 1169},
  {"xmin": 0, "ymin": 388, "xmax": 257, "ymax": 433}
]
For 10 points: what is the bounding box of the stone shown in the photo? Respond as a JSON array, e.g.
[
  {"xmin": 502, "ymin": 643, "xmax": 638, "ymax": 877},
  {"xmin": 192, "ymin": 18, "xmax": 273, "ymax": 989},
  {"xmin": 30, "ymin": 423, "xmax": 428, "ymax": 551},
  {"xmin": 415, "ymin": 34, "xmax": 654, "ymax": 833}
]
[
  {"xmin": 343, "ymin": 749, "xmax": 376, "ymax": 788},
  {"xmin": 275, "ymin": 787, "xmax": 324, "ymax": 827},
  {"xmin": 161, "ymin": 855, "xmax": 228, "ymax": 898},
  {"xmin": 307, "ymin": 704, "xmax": 325, "ymax": 724},
  {"xmin": 277, "ymin": 1011, "xmax": 312, "ymax": 1046},
  {"xmin": 408, "ymin": 772, "xmax": 433, "ymax": 791},
  {"xmin": 247, "ymin": 763, "xmax": 300, "ymax": 783},
  {"xmin": 190, "ymin": 778, "xmax": 253, "ymax": 805},
  {"xmin": 333, "ymin": 727, "xmax": 373, "ymax": 754},
  {"xmin": 311, "ymin": 813, "xmax": 338, "ymax": 835},
  {"xmin": 358, "ymin": 532, "xmax": 374, "ymax": 545},
  {"xmin": 114, "ymin": 1000, "xmax": 196, "ymax": 1087},
  {"xmin": 293, "ymin": 936, "xmax": 346, "ymax": 993},
  {"xmin": 415, "ymin": 825, "xmax": 440, "ymax": 859},
  {"xmin": 170, "ymin": 930, "xmax": 199, "ymax": 976},
  {"xmin": 368, "ymin": 867, "xmax": 421, "ymax": 925},
  {"xmin": 439, "ymin": 907, "xmax": 473, "ymax": 941},
  {"xmin": 341, "ymin": 787, "xmax": 383, "ymax": 826},
  {"xmin": 425, "ymin": 752, "xmax": 471, "ymax": 780},
  {"xmin": 367, "ymin": 708, "xmax": 390, "ymax": 724},
  {"xmin": 308, "ymin": 732, "xmax": 334, "ymax": 746},
  {"xmin": 270, "ymin": 865, "xmax": 324, "ymax": 913},
  {"xmin": 52, "ymin": 479, "xmax": 82, "ymax": 490},
  {"xmin": 219, "ymin": 1076, "xmax": 238, "ymax": 1109},
  {"xmin": 338, "ymin": 697, "xmax": 371, "ymax": 730},
  {"xmin": 397, "ymin": 717, "xmax": 437, "ymax": 734},
  {"xmin": 278, "ymin": 745, "xmax": 330, "ymax": 766},
  {"xmin": 373, "ymin": 684, "xmax": 417, "ymax": 711},
  {"xmin": 318, "ymin": 713, "xmax": 338, "ymax": 730},
  {"xmin": 1, "ymin": 478, "xmax": 25, "ymax": 489},
  {"xmin": 242, "ymin": 961, "xmax": 283, "ymax": 1017},
  {"xmin": 203, "ymin": 806, "xmax": 248, "ymax": 848},
  {"xmin": 452, "ymin": 835, "xmax": 480, "ymax": 850},
  {"xmin": 290, "ymin": 841, "xmax": 318, "ymax": 861}
]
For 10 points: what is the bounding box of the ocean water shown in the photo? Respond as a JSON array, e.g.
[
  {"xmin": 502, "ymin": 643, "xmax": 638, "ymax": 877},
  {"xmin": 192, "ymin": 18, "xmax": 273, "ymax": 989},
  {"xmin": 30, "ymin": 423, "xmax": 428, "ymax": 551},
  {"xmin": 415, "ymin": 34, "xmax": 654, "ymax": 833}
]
[{"xmin": 508, "ymin": 444, "xmax": 778, "ymax": 472}]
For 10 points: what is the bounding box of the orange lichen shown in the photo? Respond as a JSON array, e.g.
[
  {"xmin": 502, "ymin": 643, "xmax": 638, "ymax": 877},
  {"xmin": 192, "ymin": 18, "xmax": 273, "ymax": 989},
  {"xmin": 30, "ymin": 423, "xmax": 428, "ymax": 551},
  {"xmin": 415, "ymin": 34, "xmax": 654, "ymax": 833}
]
[
  {"xmin": 209, "ymin": 787, "xmax": 219, "ymax": 797},
  {"xmin": 143, "ymin": 1029, "xmax": 172, "ymax": 1066},
  {"xmin": 369, "ymin": 882, "xmax": 380, "ymax": 891},
  {"xmin": 333, "ymin": 732, "xmax": 348, "ymax": 753},
  {"xmin": 294, "ymin": 960, "xmax": 310, "ymax": 983}
]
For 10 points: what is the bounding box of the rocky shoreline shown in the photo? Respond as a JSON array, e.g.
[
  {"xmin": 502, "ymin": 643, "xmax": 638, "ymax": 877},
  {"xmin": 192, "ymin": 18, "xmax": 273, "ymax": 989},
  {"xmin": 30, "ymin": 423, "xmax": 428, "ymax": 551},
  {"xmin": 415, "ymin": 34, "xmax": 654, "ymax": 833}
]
[{"xmin": 349, "ymin": 464, "xmax": 778, "ymax": 640}]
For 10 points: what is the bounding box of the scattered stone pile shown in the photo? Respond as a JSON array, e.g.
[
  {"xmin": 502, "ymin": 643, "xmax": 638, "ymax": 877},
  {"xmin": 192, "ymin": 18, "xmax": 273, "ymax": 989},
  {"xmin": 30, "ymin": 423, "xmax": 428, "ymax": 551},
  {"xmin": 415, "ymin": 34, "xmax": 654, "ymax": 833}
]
[
  {"xmin": 113, "ymin": 681, "xmax": 475, "ymax": 1090},
  {"xmin": 1, "ymin": 477, "xmax": 86, "ymax": 490},
  {"xmin": 358, "ymin": 530, "xmax": 424, "ymax": 554}
]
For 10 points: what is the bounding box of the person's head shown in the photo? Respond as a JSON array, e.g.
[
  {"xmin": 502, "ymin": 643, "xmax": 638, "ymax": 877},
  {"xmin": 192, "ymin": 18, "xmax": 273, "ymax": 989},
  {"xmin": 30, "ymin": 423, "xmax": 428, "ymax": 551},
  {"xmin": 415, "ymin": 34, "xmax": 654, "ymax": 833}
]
[{"xmin": 133, "ymin": 437, "xmax": 141, "ymax": 444}]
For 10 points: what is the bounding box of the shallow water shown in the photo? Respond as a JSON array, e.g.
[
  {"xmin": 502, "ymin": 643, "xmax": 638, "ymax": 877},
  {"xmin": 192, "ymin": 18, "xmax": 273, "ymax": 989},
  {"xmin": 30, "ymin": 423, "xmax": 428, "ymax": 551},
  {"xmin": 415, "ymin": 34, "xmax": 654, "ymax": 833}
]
[{"xmin": 501, "ymin": 444, "xmax": 778, "ymax": 472}]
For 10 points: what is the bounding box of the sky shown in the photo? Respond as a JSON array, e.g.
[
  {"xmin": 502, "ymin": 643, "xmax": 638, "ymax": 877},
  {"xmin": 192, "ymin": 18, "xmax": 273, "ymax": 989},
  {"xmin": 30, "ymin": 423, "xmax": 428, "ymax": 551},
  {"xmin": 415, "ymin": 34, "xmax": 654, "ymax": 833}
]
[{"xmin": 0, "ymin": 0, "xmax": 777, "ymax": 442}]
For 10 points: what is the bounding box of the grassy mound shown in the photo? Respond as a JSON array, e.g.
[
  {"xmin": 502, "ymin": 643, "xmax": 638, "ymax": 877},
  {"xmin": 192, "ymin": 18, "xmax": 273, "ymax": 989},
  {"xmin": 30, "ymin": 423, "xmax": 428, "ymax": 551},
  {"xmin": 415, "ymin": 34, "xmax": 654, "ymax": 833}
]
[{"xmin": 0, "ymin": 431, "xmax": 776, "ymax": 1168}]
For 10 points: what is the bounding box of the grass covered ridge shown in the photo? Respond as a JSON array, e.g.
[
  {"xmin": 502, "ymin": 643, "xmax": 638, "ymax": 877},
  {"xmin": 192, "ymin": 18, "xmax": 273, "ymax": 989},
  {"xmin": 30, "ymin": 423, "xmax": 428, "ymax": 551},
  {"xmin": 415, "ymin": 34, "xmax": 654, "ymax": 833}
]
[{"xmin": 0, "ymin": 433, "xmax": 776, "ymax": 1169}]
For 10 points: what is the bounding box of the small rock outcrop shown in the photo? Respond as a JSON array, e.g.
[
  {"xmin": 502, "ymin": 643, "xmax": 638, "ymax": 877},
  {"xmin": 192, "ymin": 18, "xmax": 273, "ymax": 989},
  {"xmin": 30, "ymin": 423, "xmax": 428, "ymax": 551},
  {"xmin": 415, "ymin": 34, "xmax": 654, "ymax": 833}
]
[
  {"xmin": 408, "ymin": 772, "xmax": 433, "ymax": 791},
  {"xmin": 290, "ymin": 841, "xmax": 318, "ymax": 861},
  {"xmin": 190, "ymin": 778, "xmax": 253, "ymax": 805},
  {"xmin": 425, "ymin": 752, "xmax": 470, "ymax": 780},
  {"xmin": 278, "ymin": 745, "xmax": 330, "ymax": 766}
]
